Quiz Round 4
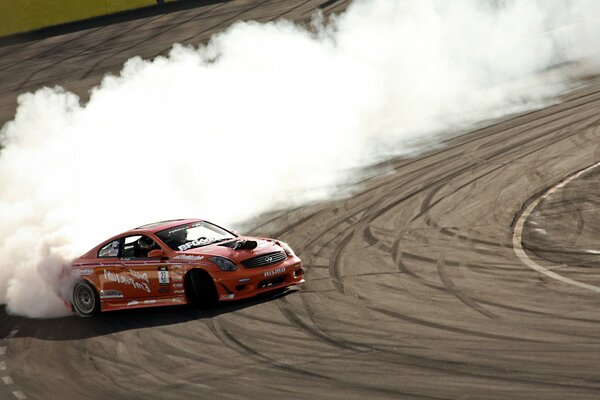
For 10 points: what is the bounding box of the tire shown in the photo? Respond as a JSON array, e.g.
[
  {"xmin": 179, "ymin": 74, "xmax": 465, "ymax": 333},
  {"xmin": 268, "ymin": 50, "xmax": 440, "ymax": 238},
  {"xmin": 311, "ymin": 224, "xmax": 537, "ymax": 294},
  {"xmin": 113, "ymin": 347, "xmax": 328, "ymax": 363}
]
[
  {"xmin": 72, "ymin": 281, "xmax": 100, "ymax": 317},
  {"xmin": 186, "ymin": 270, "xmax": 218, "ymax": 307}
]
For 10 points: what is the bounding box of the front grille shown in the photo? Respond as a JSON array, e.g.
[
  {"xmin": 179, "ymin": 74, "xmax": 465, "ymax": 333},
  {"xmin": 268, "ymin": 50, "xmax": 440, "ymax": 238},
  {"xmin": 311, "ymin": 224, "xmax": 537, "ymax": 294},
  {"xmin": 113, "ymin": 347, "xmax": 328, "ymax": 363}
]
[{"xmin": 242, "ymin": 251, "xmax": 286, "ymax": 268}]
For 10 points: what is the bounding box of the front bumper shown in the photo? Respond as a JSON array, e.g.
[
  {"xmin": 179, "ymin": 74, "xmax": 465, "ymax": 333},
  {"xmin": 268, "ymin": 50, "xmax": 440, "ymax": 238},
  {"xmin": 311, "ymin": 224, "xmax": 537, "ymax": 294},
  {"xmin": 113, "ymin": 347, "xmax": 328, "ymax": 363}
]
[{"xmin": 213, "ymin": 256, "xmax": 304, "ymax": 301}]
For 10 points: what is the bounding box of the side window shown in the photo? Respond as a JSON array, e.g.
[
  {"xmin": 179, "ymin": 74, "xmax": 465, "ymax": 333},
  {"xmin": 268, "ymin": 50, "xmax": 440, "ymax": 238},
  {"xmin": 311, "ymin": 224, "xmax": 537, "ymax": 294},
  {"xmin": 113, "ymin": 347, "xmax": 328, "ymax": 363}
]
[
  {"xmin": 98, "ymin": 240, "xmax": 120, "ymax": 258},
  {"xmin": 122, "ymin": 235, "xmax": 158, "ymax": 259}
]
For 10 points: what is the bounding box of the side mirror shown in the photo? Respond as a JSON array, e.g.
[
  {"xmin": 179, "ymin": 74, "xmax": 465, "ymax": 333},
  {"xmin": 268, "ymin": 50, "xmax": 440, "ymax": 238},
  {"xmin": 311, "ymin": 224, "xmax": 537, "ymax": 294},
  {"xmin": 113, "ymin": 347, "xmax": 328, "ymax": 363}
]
[{"xmin": 148, "ymin": 249, "xmax": 164, "ymax": 258}]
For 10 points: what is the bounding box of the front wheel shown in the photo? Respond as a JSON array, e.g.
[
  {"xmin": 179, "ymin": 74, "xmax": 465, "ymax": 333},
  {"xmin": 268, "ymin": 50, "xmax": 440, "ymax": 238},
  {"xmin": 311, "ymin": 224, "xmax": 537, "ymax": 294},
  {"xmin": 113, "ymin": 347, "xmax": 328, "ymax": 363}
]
[
  {"xmin": 187, "ymin": 270, "xmax": 218, "ymax": 307},
  {"xmin": 72, "ymin": 281, "xmax": 100, "ymax": 317}
]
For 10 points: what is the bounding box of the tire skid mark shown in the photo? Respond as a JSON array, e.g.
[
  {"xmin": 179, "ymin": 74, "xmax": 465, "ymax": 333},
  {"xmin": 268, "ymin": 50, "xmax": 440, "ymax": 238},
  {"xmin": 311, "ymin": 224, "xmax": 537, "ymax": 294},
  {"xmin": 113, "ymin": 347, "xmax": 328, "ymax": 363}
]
[
  {"xmin": 207, "ymin": 318, "xmax": 341, "ymax": 382},
  {"xmin": 283, "ymin": 205, "xmax": 600, "ymax": 389},
  {"xmin": 283, "ymin": 287, "xmax": 600, "ymax": 391},
  {"xmin": 278, "ymin": 301, "xmax": 368, "ymax": 352},
  {"xmin": 278, "ymin": 201, "xmax": 364, "ymax": 255},
  {"xmin": 371, "ymin": 278, "xmax": 600, "ymax": 325},
  {"xmin": 243, "ymin": 80, "xmax": 600, "ymax": 397},
  {"xmin": 328, "ymin": 230, "xmax": 354, "ymax": 293},
  {"xmin": 413, "ymin": 111, "xmax": 600, "ymax": 252},
  {"xmin": 396, "ymin": 251, "xmax": 502, "ymax": 273},
  {"xmin": 368, "ymin": 306, "xmax": 543, "ymax": 343},
  {"xmin": 362, "ymin": 224, "xmax": 392, "ymax": 253},
  {"xmin": 367, "ymin": 104, "xmax": 600, "ymax": 227},
  {"xmin": 280, "ymin": 282, "xmax": 423, "ymax": 355},
  {"xmin": 375, "ymin": 86, "xmax": 600, "ymax": 197},
  {"xmin": 436, "ymin": 256, "xmax": 499, "ymax": 320},
  {"xmin": 15, "ymin": 12, "xmax": 171, "ymax": 90},
  {"xmin": 271, "ymin": 209, "xmax": 322, "ymax": 238},
  {"xmin": 175, "ymin": 0, "xmax": 297, "ymax": 50},
  {"xmin": 274, "ymin": 0, "xmax": 318, "ymax": 20},
  {"xmin": 476, "ymin": 88, "xmax": 600, "ymax": 151},
  {"xmin": 514, "ymin": 161, "xmax": 600, "ymax": 293},
  {"xmin": 275, "ymin": 296, "xmax": 562, "ymax": 395},
  {"xmin": 0, "ymin": 26, "xmax": 106, "ymax": 72},
  {"xmin": 403, "ymin": 103, "xmax": 600, "ymax": 227},
  {"xmin": 298, "ymin": 216, "xmax": 354, "ymax": 270},
  {"xmin": 80, "ymin": 0, "xmax": 235, "ymax": 79},
  {"xmin": 85, "ymin": 343, "xmax": 139, "ymax": 397},
  {"xmin": 391, "ymin": 237, "xmax": 424, "ymax": 279}
]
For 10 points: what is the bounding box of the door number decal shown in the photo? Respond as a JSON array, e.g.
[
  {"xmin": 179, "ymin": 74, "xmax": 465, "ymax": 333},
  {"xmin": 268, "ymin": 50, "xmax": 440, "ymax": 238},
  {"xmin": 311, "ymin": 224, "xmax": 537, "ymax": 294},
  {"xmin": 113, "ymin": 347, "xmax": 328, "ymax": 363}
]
[{"xmin": 158, "ymin": 266, "xmax": 170, "ymax": 285}]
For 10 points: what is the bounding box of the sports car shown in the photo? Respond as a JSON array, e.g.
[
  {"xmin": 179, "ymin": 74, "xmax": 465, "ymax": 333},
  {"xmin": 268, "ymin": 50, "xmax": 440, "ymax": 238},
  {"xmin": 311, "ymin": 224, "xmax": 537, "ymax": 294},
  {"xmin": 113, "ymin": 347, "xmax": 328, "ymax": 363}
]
[{"xmin": 70, "ymin": 218, "xmax": 304, "ymax": 316}]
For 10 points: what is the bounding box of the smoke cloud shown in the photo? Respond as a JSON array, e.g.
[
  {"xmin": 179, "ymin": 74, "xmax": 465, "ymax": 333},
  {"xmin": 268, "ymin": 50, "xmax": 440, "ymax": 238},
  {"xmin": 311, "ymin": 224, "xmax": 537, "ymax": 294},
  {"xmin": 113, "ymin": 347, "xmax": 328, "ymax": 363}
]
[{"xmin": 1, "ymin": 0, "xmax": 599, "ymax": 317}]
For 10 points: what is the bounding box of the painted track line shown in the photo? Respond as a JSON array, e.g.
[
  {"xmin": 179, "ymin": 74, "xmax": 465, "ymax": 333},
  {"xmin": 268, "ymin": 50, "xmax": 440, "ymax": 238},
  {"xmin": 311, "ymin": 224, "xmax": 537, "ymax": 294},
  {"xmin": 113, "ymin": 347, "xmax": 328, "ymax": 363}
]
[
  {"xmin": 12, "ymin": 391, "xmax": 26, "ymax": 400},
  {"xmin": 513, "ymin": 161, "xmax": 600, "ymax": 293},
  {"xmin": 0, "ymin": 330, "xmax": 26, "ymax": 399}
]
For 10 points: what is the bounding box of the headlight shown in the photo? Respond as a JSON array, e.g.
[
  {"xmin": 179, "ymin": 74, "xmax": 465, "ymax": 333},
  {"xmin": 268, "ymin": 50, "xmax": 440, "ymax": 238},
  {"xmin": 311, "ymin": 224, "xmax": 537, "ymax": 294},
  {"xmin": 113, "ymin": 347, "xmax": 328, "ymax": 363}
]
[
  {"xmin": 210, "ymin": 256, "xmax": 237, "ymax": 271},
  {"xmin": 279, "ymin": 241, "xmax": 295, "ymax": 257}
]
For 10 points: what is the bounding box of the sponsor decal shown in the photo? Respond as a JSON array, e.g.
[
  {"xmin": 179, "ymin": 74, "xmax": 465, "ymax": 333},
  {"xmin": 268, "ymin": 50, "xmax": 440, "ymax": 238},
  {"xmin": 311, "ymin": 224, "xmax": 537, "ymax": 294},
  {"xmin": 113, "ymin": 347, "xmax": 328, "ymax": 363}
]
[
  {"xmin": 173, "ymin": 255, "xmax": 204, "ymax": 261},
  {"xmin": 168, "ymin": 226, "xmax": 188, "ymax": 235},
  {"xmin": 173, "ymin": 283, "xmax": 184, "ymax": 288},
  {"xmin": 174, "ymin": 289, "xmax": 185, "ymax": 294},
  {"xmin": 178, "ymin": 237, "xmax": 214, "ymax": 251},
  {"xmin": 171, "ymin": 270, "xmax": 183, "ymax": 282},
  {"xmin": 158, "ymin": 287, "xmax": 170, "ymax": 293},
  {"xmin": 264, "ymin": 267, "xmax": 285, "ymax": 278},
  {"xmin": 100, "ymin": 290, "xmax": 123, "ymax": 299},
  {"xmin": 143, "ymin": 300, "xmax": 156, "ymax": 304},
  {"xmin": 158, "ymin": 266, "xmax": 170, "ymax": 285},
  {"xmin": 238, "ymin": 278, "xmax": 250, "ymax": 283},
  {"xmin": 220, "ymin": 294, "xmax": 235, "ymax": 300},
  {"xmin": 130, "ymin": 269, "xmax": 149, "ymax": 284},
  {"xmin": 78, "ymin": 268, "xmax": 94, "ymax": 276},
  {"xmin": 127, "ymin": 300, "xmax": 140, "ymax": 306},
  {"xmin": 103, "ymin": 269, "xmax": 150, "ymax": 293}
]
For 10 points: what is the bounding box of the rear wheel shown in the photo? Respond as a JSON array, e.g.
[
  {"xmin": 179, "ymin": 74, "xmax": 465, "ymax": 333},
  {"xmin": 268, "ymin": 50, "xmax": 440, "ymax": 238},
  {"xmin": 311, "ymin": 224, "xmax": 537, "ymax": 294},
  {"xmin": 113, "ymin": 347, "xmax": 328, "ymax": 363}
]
[
  {"xmin": 186, "ymin": 270, "xmax": 218, "ymax": 307},
  {"xmin": 72, "ymin": 281, "xmax": 100, "ymax": 317}
]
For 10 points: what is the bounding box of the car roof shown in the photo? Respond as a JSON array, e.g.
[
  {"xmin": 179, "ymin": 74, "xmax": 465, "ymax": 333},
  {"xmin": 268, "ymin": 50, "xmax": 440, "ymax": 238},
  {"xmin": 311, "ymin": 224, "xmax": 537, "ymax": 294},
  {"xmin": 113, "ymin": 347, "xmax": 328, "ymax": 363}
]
[{"xmin": 133, "ymin": 218, "xmax": 203, "ymax": 233}]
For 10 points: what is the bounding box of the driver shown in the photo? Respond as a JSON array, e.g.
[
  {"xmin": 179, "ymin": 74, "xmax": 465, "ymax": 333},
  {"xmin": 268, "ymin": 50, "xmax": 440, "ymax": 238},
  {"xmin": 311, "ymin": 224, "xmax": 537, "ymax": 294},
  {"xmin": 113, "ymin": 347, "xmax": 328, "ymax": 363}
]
[{"xmin": 136, "ymin": 236, "xmax": 156, "ymax": 257}]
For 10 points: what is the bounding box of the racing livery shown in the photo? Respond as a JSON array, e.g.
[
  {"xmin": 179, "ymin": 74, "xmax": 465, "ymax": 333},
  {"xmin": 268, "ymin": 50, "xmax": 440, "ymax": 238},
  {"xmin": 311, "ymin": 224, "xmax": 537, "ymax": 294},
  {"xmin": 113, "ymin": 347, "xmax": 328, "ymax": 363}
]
[{"xmin": 70, "ymin": 219, "xmax": 304, "ymax": 316}]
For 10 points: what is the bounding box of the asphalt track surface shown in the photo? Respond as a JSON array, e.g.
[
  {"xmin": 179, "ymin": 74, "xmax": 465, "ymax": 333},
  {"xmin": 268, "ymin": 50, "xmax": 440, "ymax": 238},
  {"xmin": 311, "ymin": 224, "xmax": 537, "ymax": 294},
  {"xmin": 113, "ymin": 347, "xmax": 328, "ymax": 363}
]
[{"xmin": 2, "ymin": 1, "xmax": 600, "ymax": 399}]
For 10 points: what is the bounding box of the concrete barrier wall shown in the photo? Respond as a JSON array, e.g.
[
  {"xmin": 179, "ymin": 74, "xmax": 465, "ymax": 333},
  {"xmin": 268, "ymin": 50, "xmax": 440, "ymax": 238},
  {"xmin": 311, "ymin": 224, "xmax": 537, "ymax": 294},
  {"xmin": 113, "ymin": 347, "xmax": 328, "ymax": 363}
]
[{"xmin": 0, "ymin": 0, "xmax": 169, "ymax": 37}]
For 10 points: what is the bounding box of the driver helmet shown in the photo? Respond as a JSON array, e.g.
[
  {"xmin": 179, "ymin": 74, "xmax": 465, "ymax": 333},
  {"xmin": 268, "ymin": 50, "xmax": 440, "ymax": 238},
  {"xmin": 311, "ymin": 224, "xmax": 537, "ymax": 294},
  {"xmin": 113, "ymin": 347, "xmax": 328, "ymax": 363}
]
[{"xmin": 138, "ymin": 236, "xmax": 155, "ymax": 251}]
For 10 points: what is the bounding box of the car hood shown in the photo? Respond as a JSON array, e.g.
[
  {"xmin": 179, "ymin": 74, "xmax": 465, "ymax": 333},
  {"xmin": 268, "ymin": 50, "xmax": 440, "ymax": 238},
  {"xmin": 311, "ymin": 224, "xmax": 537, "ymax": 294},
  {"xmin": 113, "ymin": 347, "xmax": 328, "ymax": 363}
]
[{"xmin": 176, "ymin": 237, "xmax": 283, "ymax": 263}]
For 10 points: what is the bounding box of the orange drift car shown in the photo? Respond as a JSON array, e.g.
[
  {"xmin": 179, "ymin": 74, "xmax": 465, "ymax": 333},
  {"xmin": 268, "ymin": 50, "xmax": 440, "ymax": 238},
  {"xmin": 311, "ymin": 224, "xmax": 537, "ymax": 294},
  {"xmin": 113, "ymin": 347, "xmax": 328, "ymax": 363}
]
[{"xmin": 70, "ymin": 219, "xmax": 304, "ymax": 316}]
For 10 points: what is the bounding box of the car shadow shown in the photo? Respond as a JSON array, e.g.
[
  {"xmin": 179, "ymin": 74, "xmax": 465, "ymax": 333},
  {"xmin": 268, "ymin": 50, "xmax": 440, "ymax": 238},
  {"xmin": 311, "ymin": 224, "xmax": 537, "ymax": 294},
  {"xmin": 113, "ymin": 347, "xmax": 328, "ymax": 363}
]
[{"xmin": 0, "ymin": 288, "xmax": 297, "ymax": 341}]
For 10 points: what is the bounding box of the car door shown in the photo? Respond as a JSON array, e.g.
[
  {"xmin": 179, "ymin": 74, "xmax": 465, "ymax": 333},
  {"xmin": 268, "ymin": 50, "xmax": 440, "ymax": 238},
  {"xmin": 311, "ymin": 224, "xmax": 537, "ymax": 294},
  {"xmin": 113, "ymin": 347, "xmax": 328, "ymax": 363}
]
[
  {"xmin": 119, "ymin": 235, "xmax": 172, "ymax": 300},
  {"xmin": 95, "ymin": 238, "xmax": 128, "ymax": 300}
]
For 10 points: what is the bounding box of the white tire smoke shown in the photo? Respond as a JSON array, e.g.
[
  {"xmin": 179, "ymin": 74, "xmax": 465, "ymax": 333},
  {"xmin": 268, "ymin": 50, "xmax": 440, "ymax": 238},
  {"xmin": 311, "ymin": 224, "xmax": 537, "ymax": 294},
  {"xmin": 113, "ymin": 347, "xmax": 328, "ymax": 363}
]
[{"xmin": 1, "ymin": 0, "xmax": 599, "ymax": 317}]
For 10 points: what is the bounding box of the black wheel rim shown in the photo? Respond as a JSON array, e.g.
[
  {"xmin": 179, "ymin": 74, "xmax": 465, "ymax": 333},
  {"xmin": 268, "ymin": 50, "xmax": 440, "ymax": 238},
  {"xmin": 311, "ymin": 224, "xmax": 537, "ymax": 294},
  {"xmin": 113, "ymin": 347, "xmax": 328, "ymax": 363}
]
[{"xmin": 74, "ymin": 284, "xmax": 95, "ymax": 314}]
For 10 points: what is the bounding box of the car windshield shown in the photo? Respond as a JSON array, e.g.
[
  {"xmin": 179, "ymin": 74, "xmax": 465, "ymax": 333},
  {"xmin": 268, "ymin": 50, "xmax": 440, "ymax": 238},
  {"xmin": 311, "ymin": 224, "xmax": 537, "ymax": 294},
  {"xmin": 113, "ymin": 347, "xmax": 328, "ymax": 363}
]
[{"xmin": 156, "ymin": 221, "xmax": 236, "ymax": 251}]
